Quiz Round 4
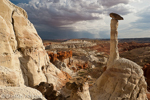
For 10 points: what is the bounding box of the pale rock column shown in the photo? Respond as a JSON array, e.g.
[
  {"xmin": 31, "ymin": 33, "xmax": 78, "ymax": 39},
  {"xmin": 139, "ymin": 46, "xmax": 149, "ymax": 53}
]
[
  {"xmin": 107, "ymin": 13, "xmax": 123, "ymax": 69},
  {"xmin": 90, "ymin": 13, "xmax": 148, "ymax": 100},
  {"xmin": 107, "ymin": 19, "xmax": 119, "ymax": 68}
]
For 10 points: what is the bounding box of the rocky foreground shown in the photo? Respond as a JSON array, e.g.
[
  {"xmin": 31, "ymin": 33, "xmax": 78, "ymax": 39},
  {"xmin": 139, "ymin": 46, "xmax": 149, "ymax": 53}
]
[{"xmin": 0, "ymin": 0, "xmax": 149, "ymax": 100}]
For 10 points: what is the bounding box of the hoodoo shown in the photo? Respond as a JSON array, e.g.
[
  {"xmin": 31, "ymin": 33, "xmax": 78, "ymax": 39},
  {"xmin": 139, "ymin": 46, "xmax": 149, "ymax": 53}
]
[
  {"xmin": 107, "ymin": 13, "xmax": 123, "ymax": 69},
  {"xmin": 90, "ymin": 13, "xmax": 148, "ymax": 100}
]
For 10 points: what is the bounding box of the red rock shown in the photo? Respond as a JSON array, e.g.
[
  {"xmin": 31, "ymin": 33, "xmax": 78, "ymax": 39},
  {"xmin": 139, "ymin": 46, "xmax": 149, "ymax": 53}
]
[
  {"xmin": 76, "ymin": 62, "xmax": 89, "ymax": 70},
  {"xmin": 43, "ymin": 42, "xmax": 51, "ymax": 46},
  {"xmin": 83, "ymin": 62, "xmax": 88, "ymax": 69},
  {"xmin": 72, "ymin": 67, "xmax": 77, "ymax": 72},
  {"xmin": 103, "ymin": 66, "xmax": 107, "ymax": 72},
  {"xmin": 147, "ymin": 93, "xmax": 150, "ymax": 100},
  {"xmin": 143, "ymin": 63, "xmax": 150, "ymax": 91},
  {"xmin": 88, "ymin": 42, "xmax": 150, "ymax": 55},
  {"xmin": 47, "ymin": 51, "xmax": 72, "ymax": 64},
  {"xmin": 62, "ymin": 71, "xmax": 72, "ymax": 80}
]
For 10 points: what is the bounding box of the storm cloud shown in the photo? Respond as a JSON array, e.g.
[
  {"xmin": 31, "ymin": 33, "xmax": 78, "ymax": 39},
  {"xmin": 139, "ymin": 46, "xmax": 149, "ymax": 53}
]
[
  {"xmin": 10, "ymin": 0, "xmax": 30, "ymax": 4},
  {"xmin": 9, "ymin": 0, "xmax": 143, "ymax": 39}
]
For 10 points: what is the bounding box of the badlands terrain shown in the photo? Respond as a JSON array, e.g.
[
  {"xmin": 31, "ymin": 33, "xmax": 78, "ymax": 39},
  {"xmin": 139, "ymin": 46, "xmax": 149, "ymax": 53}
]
[
  {"xmin": 44, "ymin": 38, "xmax": 150, "ymax": 89},
  {"xmin": 43, "ymin": 38, "xmax": 150, "ymax": 99},
  {"xmin": 0, "ymin": 0, "xmax": 150, "ymax": 100}
]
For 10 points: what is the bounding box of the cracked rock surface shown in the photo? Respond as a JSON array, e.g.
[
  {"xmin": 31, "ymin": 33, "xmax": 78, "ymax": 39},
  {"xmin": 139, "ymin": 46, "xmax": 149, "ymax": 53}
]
[
  {"xmin": 0, "ymin": 0, "xmax": 49, "ymax": 87},
  {"xmin": 0, "ymin": 0, "xmax": 67, "ymax": 99},
  {"xmin": 90, "ymin": 58, "xmax": 148, "ymax": 100}
]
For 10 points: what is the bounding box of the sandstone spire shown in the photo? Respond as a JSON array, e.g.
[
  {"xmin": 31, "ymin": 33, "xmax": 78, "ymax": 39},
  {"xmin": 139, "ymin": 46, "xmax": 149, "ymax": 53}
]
[
  {"xmin": 90, "ymin": 13, "xmax": 148, "ymax": 100},
  {"xmin": 107, "ymin": 13, "xmax": 124, "ymax": 69}
]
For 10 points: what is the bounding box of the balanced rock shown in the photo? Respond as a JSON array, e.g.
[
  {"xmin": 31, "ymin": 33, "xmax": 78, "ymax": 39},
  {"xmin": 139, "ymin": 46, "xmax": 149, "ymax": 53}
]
[
  {"xmin": 110, "ymin": 13, "xmax": 124, "ymax": 20},
  {"xmin": 90, "ymin": 13, "xmax": 148, "ymax": 100}
]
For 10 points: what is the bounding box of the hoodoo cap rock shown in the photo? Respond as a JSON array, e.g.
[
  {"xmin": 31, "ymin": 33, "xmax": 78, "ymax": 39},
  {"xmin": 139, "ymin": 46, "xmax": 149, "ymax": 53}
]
[{"xmin": 110, "ymin": 13, "xmax": 124, "ymax": 20}]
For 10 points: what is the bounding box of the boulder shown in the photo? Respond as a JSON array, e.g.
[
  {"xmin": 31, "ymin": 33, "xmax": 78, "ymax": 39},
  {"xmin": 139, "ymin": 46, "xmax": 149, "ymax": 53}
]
[
  {"xmin": 35, "ymin": 82, "xmax": 66, "ymax": 100},
  {"xmin": 0, "ymin": 86, "xmax": 46, "ymax": 100},
  {"xmin": 62, "ymin": 77, "xmax": 91, "ymax": 100},
  {"xmin": 90, "ymin": 59, "xmax": 148, "ymax": 100}
]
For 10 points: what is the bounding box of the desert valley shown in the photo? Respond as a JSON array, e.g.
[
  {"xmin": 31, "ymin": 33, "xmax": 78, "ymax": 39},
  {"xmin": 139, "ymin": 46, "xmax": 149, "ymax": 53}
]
[{"xmin": 0, "ymin": 0, "xmax": 150, "ymax": 100}]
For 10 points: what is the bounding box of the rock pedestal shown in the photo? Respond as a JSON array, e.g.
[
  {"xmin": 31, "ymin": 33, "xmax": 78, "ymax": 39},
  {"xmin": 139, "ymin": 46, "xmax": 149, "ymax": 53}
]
[
  {"xmin": 90, "ymin": 13, "xmax": 148, "ymax": 100},
  {"xmin": 90, "ymin": 59, "xmax": 148, "ymax": 100}
]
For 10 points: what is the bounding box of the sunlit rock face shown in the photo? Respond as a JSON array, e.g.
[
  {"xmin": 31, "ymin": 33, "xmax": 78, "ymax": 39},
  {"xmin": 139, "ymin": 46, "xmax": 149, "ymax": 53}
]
[
  {"xmin": 0, "ymin": 0, "xmax": 67, "ymax": 93},
  {"xmin": 90, "ymin": 58, "xmax": 148, "ymax": 100},
  {"xmin": 0, "ymin": 0, "xmax": 49, "ymax": 87}
]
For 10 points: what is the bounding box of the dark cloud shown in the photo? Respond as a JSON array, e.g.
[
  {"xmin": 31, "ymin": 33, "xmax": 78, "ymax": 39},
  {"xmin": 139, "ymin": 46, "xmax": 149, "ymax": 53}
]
[
  {"xmin": 18, "ymin": 0, "xmax": 102, "ymax": 27},
  {"xmin": 37, "ymin": 28, "xmax": 96, "ymax": 40},
  {"xmin": 10, "ymin": 0, "xmax": 30, "ymax": 4},
  {"xmin": 14, "ymin": 0, "xmax": 136, "ymax": 39},
  {"xmin": 98, "ymin": 0, "xmax": 129, "ymax": 7}
]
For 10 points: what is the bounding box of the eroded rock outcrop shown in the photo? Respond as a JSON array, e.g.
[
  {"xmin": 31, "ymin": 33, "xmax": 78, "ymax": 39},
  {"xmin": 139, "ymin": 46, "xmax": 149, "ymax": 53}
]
[
  {"xmin": 119, "ymin": 42, "xmax": 150, "ymax": 52},
  {"xmin": 0, "ymin": 0, "xmax": 67, "ymax": 99},
  {"xmin": 62, "ymin": 77, "xmax": 91, "ymax": 100},
  {"xmin": 90, "ymin": 13, "xmax": 148, "ymax": 100},
  {"xmin": 47, "ymin": 51, "xmax": 72, "ymax": 63},
  {"xmin": 0, "ymin": 86, "xmax": 46, "ymax": 100},
  {"xmin": 90, "ymin": 60, "xmax": 148, "ymax": 100},
  {"xmin": 35, "ymin": 82, "xmax": 66, "ymax": 100},
  {"xmin": 45, "ymin": 40, "xmax": 96, "ymax": 50},
  {"xmin": 0, "ymin": 0, "xmax": 49, "ymax": 87},
  {"xmin": 47, "ymin": 51, "xmax": 73, "ymax": 76}
]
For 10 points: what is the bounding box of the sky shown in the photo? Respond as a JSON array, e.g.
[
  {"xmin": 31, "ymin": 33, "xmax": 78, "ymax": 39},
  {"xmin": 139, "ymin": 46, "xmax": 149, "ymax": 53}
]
[{"xmin": 10, "ymin": 0, "xmax": 150, "ymax": 40}]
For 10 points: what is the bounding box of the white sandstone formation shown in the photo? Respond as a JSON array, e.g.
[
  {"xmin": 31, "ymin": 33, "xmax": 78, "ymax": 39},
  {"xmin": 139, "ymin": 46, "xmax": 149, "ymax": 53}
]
[
  {"xmin": 0, "ymin": 0, "xmax": 67, "ymax": 99},
  {"xmin": 44, "ymin": 63, "xmax": 67, "ymax": 90},
  {"xmin": 0, "ymin": 86, "xmax": 46, "ymax": 100},
  {"xmin": 0, "ymin": 66, "xmax": 19, "ymax": 87},
  {"xmin": 90, "ymin": 13, "xmax": 148, "ymax": 100},
  {"xmin": 0, "ymin": 0, "xmax": 48, "ymax": 87}
]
